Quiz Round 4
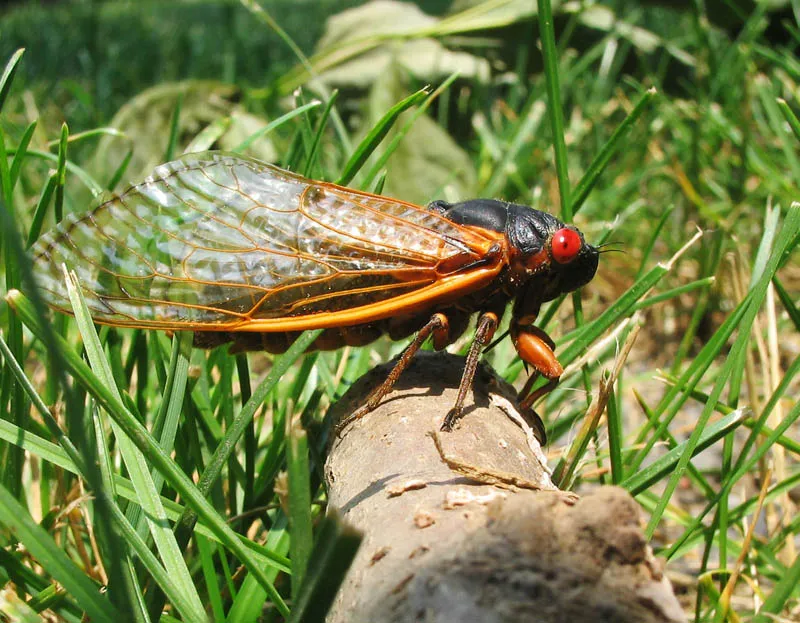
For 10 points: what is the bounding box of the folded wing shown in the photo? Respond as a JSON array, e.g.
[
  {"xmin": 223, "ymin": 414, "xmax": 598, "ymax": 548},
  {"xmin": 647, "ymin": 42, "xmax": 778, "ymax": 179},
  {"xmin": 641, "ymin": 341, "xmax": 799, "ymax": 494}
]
[{"xmin": 32, "ymin": 152, "xmax": 502, "ymax": 331}]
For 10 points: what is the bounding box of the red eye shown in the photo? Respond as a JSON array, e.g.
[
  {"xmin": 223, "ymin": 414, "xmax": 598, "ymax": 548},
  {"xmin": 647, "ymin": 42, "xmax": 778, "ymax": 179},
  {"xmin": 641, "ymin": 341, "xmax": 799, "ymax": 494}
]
[{"xmin": 551, "ymin": 228, "xmax": 582, "ymax": 264}]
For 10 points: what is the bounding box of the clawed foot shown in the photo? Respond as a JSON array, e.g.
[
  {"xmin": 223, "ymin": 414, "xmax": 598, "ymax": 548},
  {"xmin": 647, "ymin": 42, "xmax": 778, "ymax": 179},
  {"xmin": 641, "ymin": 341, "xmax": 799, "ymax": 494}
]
[
  {"xmin": 338, "ymin": 401, "xmax": 465, "ymax": 436},
  {"xmin": 333, "ymin": 404, "xmax": 370, "ymax": 438},
  {"xmin": 440, "ymin": 407, "xmax": 462, "ymax": 432}
]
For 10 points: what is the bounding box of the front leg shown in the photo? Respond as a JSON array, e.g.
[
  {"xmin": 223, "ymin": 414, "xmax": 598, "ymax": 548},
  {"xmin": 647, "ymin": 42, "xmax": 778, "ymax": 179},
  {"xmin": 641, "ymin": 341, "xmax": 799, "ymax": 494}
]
[{"xmin": 512, "ymin": 324, "xmax": 563, "ymax": 410}]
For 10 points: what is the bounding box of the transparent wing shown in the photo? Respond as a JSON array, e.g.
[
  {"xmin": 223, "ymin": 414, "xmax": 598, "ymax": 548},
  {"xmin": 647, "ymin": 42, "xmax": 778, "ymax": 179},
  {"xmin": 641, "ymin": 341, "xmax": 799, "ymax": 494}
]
[{"xmin": 32, "ymin": 152, "xmax": 500, "ymax": 330}]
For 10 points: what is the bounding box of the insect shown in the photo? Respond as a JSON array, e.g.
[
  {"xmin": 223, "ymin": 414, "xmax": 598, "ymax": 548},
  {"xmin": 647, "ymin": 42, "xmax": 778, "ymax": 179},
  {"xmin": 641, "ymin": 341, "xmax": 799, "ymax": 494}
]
[{"xmin": 32, "ymin": 152, "xmax": 599, "ymax": 435}]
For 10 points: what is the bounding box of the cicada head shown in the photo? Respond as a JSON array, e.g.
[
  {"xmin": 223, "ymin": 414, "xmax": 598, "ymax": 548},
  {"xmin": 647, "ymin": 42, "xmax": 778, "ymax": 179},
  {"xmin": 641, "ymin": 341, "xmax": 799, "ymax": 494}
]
[{"xmin": 506, "ymin": 204, "xmax": 599, "ymax": 302}]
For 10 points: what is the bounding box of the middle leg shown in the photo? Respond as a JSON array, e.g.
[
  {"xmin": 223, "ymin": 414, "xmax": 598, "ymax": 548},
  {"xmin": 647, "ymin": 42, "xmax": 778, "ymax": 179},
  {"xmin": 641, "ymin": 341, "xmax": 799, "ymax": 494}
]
[{"xmin": 440, "ymin": 311, "xmax": 500, "ymax": 431}]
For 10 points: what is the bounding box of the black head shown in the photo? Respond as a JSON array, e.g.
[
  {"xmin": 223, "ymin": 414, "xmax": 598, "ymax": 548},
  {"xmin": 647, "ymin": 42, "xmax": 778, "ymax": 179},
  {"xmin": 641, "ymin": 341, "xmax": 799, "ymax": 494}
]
[{"xmin": 505, "ymin": 204, "xmax": 599, "ymax": 300}]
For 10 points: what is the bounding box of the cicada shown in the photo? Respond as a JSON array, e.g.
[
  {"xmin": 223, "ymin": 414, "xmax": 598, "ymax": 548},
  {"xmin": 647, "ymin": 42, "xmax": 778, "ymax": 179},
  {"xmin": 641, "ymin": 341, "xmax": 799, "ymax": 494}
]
[{"xmin": 32, "ymin": 152, "xmax": 599, "ymax": 434}]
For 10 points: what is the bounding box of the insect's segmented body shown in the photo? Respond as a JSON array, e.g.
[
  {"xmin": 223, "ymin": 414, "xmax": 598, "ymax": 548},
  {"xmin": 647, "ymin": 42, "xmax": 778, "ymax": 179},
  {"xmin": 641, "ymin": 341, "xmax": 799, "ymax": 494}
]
[{"xmin": 32, "ymin": 152, "xmax": 599, "ymax": 433}]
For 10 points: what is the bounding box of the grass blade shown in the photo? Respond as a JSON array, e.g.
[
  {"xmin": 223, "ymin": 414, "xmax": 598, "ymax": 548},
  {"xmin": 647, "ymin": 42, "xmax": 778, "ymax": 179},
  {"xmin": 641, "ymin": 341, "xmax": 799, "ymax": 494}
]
[
  {"xmin": 7, "ymin": 289, "xmax": 289, "ymax": 616},
  {"xmin": 361, "ymin": 74, "xmax": 459, "ymax": 188},
  {"xmin": 11, "ymin": 148, "xmax": 103, "ymax": 195},
  {"xmin": 337, "ymin": 87, "xmax": 428, "ymax": 186},
  {"xmin": 287, "ymin": 513, "xmax": 362, "ymax": 623},
  {"xmin": 106, "ymin": 148, "xmax": 134, "ymax": 190},
  {"xmin": 537, "ymin": 0, "xmax": 571, "ymax": 217},
  {"xmin": 773, "ymin": 276, "xmax": 800, "ymax": 331},
  {"xmin": 25, "ymin": 171, "xmax": 57, "ymax": 248},
  {"xmin": 186, "ymin": 116, "xmax": 232, "ymax": 153},
  {"xmin": 605, "ymin": 383, "xmax": 623, "ymax": 484},
  {"xmin": 304, "ymin": 90, "xmax": 339, "ymax": 177},
  {"xmin": 621, "ymin": 408, "xmax": 748, "ymax": 496},
  {"xmin": 54, "ymin": 123, "xmax": 68, "ymax": 223},
  {"xmin": 233, "ymin": 100, "xmax": 321, "ymax": 153},
  {"xmin": 287, "ymin": 418, "xmax": 313, "ymax": 599},
  {"xmin": 0, "ymin": 483, "xmax": 121, "ymax": 621},
  {"xmin": 164, "ymin": 92, "xmax": 183, "ymax": 161},
  {"xmin": 646, "ymin": 203, "xmax": 800, "ymax": 538},
  {"xmin": 63, "ymin": 269, "xmax": 207, "ymax": 622},
  {"xmin": 777, "ymin": 97, "xmax": 800, "ymax": 142},
  {"xmin": 9, "ymin": 120, "xmax": 36, "ymax": 188},
  {"xmin": 571, "ymin": 87, "xmax": 657, "ymax": 216},
  {"xmin": 0, "ymin": 131, "xmax": 26, "ymax": 501},
  {"xmin": 561, "ymin": 231, "xmax": 701, "ymax": 367},
  {"xmin": 0, "ymin": 48, "xmax": 24, "ymax": 113},
  {"xmin": 751, "ymin": 548, "xmax": 800, "ymax": 622}
]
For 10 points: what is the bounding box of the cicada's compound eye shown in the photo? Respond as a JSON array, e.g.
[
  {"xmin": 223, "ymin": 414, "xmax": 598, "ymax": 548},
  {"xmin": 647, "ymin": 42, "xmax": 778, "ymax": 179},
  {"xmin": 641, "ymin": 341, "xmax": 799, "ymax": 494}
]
[{"xmin": 551, "ymin": 228, "xmax": 582, "ymax": 264}]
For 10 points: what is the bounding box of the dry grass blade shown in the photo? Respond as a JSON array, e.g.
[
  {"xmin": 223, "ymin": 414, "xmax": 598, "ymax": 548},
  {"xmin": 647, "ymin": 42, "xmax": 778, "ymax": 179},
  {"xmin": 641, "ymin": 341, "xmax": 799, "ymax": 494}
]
[
  {"xmin": 765, "ymin": 282, "xmax": 794, "ymax": 565},
  {"xmin": 717, "ymin": 469, "xmax": 771, "ymax": 622},
  {"xmin": 554, "ymin": 316, "xmax": 643, "ymax": 488},
  {"xmin": 561, "ymin": 312, "xmax": 638, "ymax": 379}
]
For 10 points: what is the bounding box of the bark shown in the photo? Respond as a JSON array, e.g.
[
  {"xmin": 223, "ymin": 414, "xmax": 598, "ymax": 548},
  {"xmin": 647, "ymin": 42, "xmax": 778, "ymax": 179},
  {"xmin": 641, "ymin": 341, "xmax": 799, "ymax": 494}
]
[{"xmin": 324, "ymin": 351, "xmax": 687, "ymax": 623}]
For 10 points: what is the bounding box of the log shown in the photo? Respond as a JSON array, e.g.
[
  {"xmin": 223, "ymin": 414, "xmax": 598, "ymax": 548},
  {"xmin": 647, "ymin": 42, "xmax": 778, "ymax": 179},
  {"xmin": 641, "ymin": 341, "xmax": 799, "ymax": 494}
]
[{"xmin": 324, "ymin": 351, "xmax": 687, "ymax": 623}]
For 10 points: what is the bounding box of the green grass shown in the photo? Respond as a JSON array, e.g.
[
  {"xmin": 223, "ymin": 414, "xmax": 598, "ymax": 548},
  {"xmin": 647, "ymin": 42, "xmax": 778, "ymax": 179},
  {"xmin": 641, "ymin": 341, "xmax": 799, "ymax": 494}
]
[{"xmin": 1, "ymin": 1, "xmax": 799, "ymax": 621}]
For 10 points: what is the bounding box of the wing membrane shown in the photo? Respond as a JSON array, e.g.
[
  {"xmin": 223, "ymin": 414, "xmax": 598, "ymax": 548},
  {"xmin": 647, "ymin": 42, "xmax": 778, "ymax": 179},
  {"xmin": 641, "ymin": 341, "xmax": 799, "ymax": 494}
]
[{"xmin": 33, "ymin": 152, "xmax": 503, "ymax": 331}]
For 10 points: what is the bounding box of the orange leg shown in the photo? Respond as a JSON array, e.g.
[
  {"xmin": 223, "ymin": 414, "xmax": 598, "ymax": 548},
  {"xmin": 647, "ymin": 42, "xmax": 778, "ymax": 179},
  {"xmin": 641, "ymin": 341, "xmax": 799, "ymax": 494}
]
[
  {"xmin": 512, "ymin": 324, "xmax": 563, "ymax": 410},
  {"xmin": 334, "ymin": 313, "xmax": 450, "ymax": 436},
  {"xmin": 440, "ymin": 311, "xmax": 499, "ymax": 432}
]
